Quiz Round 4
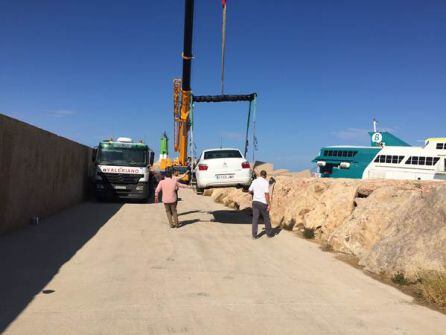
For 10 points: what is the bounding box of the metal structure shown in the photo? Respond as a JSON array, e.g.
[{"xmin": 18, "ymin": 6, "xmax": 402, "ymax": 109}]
[{"xmin": 164, "ymin": 0, "xmax": 257, "ymax": 179}]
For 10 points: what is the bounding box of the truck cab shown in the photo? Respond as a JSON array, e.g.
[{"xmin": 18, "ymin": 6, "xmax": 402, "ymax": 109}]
[{"xmin": 93, "ymin": 137, "xmax": 155, "ymax": 201}]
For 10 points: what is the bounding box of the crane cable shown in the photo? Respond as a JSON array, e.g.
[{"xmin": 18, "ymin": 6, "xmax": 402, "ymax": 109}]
[
  {"xmin": 243, "ymin": 96, "xmax": 257, "ymax": 160},
  {"xmin": 252, "ymin": 97, "xmax": 258, "ymax": 162},
  {"xmin": 221, "ymin": 0, "xmax": 227, "ymax": 94},
  {"xmin": 221, "ymin": 1, "xmax": 257, "ymax": 161}
]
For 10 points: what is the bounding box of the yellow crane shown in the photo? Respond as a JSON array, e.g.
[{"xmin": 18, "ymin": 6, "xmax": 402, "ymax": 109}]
[{"xmin": 160, "ymin": 0, "xmax": 257, "ymax": 182}]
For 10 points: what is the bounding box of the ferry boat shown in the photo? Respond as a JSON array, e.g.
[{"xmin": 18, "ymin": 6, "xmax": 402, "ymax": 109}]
[
  {"xmin": 363, "ymin": 137, "xmax": 446, "ymax": 181},
  {"xmin": 312, "ymin": 121, "xmax": 409, "ymax": 179},
  {"xmin": 312, "ymin": 121, "xmax": 446, "ymax": 181}
]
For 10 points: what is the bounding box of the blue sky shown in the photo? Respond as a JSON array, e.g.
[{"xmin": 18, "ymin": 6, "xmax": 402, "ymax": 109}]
[{"xmin": 1, "ymin": 0, "xmax": 445, "ymax": 170}]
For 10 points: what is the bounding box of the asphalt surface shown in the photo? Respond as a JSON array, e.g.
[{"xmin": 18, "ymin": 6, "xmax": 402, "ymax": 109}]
[{"xmin": 2, "ymin": 189, "xmax": 446, "ymax": 334}]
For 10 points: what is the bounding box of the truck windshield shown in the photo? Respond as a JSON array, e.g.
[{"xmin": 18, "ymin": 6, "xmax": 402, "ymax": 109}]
[{"xmin": 97, "ymin": 147, "xmax": 147, "ymax": 167}]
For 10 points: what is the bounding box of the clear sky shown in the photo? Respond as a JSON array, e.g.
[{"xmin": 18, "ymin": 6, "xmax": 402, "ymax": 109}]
[{"xmin": 1, "ymin": 0, "xmax": 445, "ymax": 171}]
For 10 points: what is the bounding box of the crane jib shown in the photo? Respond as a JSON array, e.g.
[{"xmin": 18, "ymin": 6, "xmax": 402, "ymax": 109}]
[{"xmin": 192, "ymin": 94, "xmax": 257, "ymax": 103}]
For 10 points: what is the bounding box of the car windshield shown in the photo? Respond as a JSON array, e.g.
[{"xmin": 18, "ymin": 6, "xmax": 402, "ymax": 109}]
[
  {"xmin": 97, "ymin": 147, "xmax": 147, "ymax": 167},
  {"xmin": 204, "ymin": 150, "xmax": 242, "ymax": 160}
]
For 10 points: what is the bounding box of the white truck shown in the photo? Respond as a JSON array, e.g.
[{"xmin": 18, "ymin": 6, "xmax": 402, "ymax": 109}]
[{"xmin": 93, "ymin": 137, "xmax": 155, "ymax": 201}]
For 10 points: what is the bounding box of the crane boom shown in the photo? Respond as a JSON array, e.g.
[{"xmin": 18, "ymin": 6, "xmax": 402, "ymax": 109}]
[
  {"xmin": 175, "ymin": 0, "xmax": 194, "ymax": 167},
  {"xmin": 165, "ymin": 0, "xmax": 257, "ymax": 178}
]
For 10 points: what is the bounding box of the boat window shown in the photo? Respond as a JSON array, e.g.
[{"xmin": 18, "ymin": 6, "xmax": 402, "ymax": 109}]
[
  {"xmin": 405, "ymin": 156, "xmax": 440, "ymax": 166},
  {"xmin": 375, "ymin": 155, "xmax": 407, "ymax": 164},
  {"xmin": 436, "ymin": 143, "xmax": 444, "ymax": 150},
  {"xmin": 326, "ymin": 150, "xmax": 358, "ymax": 158}
]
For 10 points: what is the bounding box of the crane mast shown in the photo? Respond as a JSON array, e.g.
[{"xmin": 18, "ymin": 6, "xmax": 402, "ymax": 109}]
[
  {"xmin": 173, "ymin": 0, "xmax": 194, "ymax": 167},
  {"xmin": 163, "ymin": 0, "xmax": 257, "ymax": 179}
]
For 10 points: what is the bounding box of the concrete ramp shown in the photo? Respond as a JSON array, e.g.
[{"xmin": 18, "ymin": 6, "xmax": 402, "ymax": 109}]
[{"xmin": 2, "ymin": 191, "xmax": 446, "ymax": 334}]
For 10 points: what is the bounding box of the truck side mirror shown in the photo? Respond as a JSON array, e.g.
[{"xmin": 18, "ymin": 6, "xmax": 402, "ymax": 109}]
[
  {"xmin": 149, "ymin": 151, "xmax": 155, "ymax": 166},
  {"xmin": 91, "ymin": 148, "xmax": 97, "ymax": 162}
]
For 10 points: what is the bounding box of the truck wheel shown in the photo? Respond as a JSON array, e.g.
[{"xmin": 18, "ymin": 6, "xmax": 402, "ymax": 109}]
[{"xmin": 195, "ymin": 187, "xmax": 204, "ymax": 195}]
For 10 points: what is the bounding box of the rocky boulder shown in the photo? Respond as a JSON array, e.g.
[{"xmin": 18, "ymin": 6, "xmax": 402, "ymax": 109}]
[{"xmin": 205, "ymin": 174, "xmax": 446, "ymax": 280}]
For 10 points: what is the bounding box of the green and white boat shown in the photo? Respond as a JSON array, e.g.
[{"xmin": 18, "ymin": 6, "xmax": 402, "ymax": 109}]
[
  {"xmin": 363, "ymin": 137, "xmax": 446, "ymax": 181},
  {"xmin": 312, "ymin": 121, "xmax": 409, "ymax": 179},
  {"xmin": 313, "ymin": 122, "xmax": 446, "ymax": 180}
]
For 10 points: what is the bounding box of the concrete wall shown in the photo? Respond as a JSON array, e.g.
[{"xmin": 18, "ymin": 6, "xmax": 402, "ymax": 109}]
[{"xmin": 0, "ymin": 114, "xmax": 93, "ymax": 233}]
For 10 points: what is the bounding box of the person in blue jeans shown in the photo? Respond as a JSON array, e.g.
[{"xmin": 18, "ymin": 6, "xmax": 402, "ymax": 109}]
[{"xmin": 249, "ymin": 170, "xmax": 273, "ymax": 239}]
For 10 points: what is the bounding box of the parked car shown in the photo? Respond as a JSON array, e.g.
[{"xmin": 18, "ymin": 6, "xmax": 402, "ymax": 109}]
[{"xmin": 194, "ymin": 148, "xmax": 252, "ymax": 193}]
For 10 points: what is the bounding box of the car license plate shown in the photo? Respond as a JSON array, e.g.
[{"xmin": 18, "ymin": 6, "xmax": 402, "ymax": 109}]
[
  {"xmin": 113, "ymin": 185, "xmax": 126, "ymax": 190},
  {"xmin": 216, "ymin": 174, "xmax": 234, "ymax": 180}
]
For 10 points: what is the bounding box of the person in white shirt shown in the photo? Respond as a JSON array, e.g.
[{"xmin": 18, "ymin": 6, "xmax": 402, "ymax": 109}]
[{"xmin": 248, "ymin": 170, "xmax": 273, "ymax": 239}]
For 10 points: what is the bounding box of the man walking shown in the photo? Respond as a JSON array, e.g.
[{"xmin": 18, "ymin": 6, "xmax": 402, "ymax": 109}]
[
  {"xmin": 249, "ymin": 170, "xmax": 273, "ymax": 239},
  {"xmin": 155, "ymin": 170, "xmax": 183, "ymax": 228}
]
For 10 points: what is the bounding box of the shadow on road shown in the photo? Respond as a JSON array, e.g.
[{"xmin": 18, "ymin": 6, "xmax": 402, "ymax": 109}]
[
  {"xmin": 178, "ymin": 210, "xmax": 203, "ymax": 217},
  {"xmin": 257, "ymin": 226, "xmax": 283, "ymax": 237},
  {"xmin": 210, "ymin": 209, "xmax": 283, "ymax": 237},
  {"xmin": 0, "ymin": 201, "xmax": 122, "ymax": 333},
  {"xmin": 210, "ymin": 208, "xmax": 252, "ymax": 224},
  {"xmin": 180, "ymin": 218, "xmax": 202, "ymax": 227}
]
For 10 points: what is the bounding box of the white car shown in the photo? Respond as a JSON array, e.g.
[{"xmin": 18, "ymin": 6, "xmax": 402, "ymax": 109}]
[{"xmin": 194, "ymin": 148, "xmax": 252, "ymax": 192}]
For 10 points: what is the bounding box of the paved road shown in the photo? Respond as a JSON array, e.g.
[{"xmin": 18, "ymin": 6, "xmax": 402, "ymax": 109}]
[{"xmin": 2, "ymin": 190, "xmax": 446, "ymax": 334}]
